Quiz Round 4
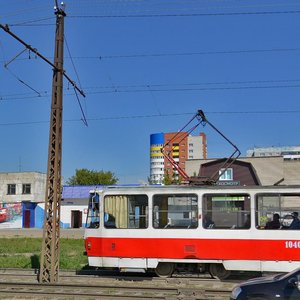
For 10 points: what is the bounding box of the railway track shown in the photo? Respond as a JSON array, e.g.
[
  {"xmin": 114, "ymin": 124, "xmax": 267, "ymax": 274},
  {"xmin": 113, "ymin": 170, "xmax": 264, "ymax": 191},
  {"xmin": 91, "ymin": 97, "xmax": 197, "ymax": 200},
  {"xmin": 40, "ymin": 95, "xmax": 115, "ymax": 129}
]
[
  {"xmin": 0, "ymin": 281, "xmax": 232, "ymax": 299},
  {"xmin": 0, "ymin": 268, "xmax": 235, "ymax": 299}
]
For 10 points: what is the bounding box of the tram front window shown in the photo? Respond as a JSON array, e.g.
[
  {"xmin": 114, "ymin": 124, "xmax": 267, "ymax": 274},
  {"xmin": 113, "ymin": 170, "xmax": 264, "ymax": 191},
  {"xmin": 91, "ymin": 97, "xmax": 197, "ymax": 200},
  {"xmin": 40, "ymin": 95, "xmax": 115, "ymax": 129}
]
[
  {"xmin": 86, "ymin": 192, "xmax": 100, "ymax": 228},
  {"xmin": 202, "ymin": 193, "xmax": 251, "ymax": 229}
]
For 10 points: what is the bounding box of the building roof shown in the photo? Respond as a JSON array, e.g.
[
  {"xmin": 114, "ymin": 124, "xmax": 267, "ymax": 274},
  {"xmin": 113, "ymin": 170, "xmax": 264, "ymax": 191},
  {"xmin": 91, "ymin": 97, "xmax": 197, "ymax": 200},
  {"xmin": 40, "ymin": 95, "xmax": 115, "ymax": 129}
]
[
  {"xmin": 62, "ymin": 184, "xmax": 142, "ymax": 199},
  {"xmin": 62, "ymin": 185, "xmax": 100, "ymax": 199}
]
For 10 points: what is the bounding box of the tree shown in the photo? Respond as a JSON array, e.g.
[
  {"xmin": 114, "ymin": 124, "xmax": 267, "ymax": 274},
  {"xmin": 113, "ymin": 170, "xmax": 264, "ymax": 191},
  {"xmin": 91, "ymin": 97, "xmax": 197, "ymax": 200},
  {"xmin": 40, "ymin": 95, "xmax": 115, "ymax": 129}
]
[
  {"xmin": 66, "ymin": 168, "xmax": 118, "ymax": 185},
  {"xmin": 163, "ymin": 171, "xmax": 172, "ymax": 185}
]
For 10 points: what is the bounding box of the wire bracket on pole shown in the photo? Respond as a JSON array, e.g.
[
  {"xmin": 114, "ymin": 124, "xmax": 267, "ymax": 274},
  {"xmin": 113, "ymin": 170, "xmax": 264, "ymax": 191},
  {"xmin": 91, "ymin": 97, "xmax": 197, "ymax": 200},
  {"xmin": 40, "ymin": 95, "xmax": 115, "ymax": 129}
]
[{"xmin": 0, "ymin": 23, "xmax": 85, "ymax": 98}]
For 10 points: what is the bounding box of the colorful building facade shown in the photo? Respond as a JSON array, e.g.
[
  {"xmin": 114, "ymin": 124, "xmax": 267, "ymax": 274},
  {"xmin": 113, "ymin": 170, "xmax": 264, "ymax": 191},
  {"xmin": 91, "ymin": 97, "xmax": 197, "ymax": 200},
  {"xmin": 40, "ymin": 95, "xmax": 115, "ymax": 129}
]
[{"xmin": 150, "ymin": 132, "xmax": 207, "ymax": 184}]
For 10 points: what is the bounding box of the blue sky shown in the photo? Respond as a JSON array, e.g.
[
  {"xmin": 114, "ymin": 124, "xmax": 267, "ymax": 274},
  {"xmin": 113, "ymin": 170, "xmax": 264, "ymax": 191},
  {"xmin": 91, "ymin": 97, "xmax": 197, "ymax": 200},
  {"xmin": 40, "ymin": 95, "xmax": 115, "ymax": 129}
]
[{"xmin": 1, "ymin": 0, "xmax": 300, "ymax": 184}]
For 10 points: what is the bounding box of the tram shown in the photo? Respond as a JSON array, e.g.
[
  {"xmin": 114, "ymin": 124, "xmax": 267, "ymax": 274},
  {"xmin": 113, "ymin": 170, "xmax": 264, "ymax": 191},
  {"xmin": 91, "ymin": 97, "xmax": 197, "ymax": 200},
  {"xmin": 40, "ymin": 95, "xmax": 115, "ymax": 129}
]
[{"xmin": 84, "ymin": 185, "xmax": 300, "ymax": 279}]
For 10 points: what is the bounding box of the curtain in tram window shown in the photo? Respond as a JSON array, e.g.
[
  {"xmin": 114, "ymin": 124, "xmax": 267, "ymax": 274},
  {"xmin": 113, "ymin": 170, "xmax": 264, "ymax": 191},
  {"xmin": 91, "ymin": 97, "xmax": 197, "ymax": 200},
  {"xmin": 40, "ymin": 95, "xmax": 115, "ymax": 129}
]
[{"xmin": 105, "ymin": 196, "xmax": 128, "ymax": 228}]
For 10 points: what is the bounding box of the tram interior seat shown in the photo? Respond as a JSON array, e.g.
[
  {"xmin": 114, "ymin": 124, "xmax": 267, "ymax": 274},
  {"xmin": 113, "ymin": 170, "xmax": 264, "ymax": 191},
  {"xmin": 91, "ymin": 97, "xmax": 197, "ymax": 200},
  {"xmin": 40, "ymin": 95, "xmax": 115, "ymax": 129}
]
[
  {"xmin": 89, "ymin": 221, "xmax": 99, "ymax": 228},
  {"xmin": 205, "ymin": 223, "xmax": 215, "ymax": 229}
]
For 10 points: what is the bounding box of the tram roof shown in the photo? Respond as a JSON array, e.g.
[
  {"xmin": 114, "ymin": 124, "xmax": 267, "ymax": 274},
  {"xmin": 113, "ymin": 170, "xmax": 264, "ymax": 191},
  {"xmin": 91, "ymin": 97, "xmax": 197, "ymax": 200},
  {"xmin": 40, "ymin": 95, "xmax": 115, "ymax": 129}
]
[{"xmin": 89, "ymin": 184, "xmax": 300, "ymax": 194}]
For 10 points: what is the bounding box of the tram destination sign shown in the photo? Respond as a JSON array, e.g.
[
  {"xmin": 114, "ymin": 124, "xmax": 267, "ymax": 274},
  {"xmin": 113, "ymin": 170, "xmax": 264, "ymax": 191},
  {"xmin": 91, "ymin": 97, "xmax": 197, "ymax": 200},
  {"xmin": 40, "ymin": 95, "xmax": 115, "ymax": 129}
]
[{"xmin": 216, "ymin": 181, "xmax": 240, "ymax": 186}]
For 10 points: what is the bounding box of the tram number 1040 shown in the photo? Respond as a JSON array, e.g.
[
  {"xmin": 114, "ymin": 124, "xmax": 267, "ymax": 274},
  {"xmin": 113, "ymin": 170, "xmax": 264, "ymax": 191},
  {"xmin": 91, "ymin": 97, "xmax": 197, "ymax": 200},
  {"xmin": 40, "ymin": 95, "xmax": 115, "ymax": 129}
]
[{"xmin": 285, "ymin": 241, "xmax": 300, "ymax": 249}]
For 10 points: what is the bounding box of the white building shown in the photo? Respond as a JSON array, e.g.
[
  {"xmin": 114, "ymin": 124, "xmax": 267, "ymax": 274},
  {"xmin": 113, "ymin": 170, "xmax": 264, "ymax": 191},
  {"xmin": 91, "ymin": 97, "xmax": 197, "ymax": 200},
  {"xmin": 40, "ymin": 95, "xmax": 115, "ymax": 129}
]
[
  {"xmin": 247, "ymin": 146, "xmax": 300, "ymax": 161},
  {"xmin": 0, "ymin": 172, "xmax": 46, "ymax": 228},
  {"xmin": 0, "ymin": 172, "xmax": 94, "ymax": 229}
]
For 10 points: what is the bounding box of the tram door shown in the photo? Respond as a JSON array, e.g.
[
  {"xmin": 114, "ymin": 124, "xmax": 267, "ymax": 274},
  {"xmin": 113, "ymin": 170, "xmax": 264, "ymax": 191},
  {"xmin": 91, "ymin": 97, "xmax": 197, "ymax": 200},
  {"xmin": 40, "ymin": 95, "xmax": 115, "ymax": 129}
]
[{"xmin": 71, "ymin": 210, "xmax": 82, "ymax": 228}]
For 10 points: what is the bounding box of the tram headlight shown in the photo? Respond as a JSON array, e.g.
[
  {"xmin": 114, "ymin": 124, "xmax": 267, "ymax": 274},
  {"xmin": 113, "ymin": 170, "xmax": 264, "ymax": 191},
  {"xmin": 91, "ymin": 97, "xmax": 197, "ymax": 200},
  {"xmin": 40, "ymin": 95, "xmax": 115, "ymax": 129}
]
[
  {"xmin": 231, "ymin": 286, "xmax": 242, "ymax": 299},
  {"xmin": 87, "ymin": 240, "xmax": 92, "ymax": 250}
]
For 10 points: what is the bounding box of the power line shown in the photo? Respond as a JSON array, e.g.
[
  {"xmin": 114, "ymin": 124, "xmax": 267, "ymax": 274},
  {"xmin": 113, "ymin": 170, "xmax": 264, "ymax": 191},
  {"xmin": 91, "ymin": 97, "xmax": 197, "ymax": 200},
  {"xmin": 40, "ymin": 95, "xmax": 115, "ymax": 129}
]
[
  {"xmin": 2, "ymin": 79, "xmax": 300, "ymax": 101},
  {"xmin": 0, "ymin": 110, "xmax": 299, "ymax": 127},
  {"xmin": 2, "ymin": 47, "xmax": 300, "ymax": 64},
  {"xmin": 77, "ymin": 83, "xmax": 300, "ymax": 94},
  {"xmin": 82, "ymin": 47, "xmax": 300, "ymax": 59},
  {"xmin": 69, "ymin": 10, "xmax": 300, "ymax": 18},
  {"xmin": 9, "ymin": 17, "xmax": 56, "ymax": 27},
  {"xmin": 64, "ymin": 34, "xmax": 88, "ymax": 126},
  {"xmin": 84, "ymin": 79, "xmax": 300, "ymax": 89}
]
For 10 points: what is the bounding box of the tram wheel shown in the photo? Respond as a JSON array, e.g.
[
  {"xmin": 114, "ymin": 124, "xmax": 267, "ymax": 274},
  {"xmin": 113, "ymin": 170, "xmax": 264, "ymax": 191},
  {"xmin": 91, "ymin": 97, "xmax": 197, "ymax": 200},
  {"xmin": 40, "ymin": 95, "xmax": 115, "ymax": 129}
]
[
  {"xmin": 155, "ymin": 263, "xmax": 175, "ymax": 278},
  {"xmin": 209, "ymin": 264, "xmax": 231, "ymax": 280}
]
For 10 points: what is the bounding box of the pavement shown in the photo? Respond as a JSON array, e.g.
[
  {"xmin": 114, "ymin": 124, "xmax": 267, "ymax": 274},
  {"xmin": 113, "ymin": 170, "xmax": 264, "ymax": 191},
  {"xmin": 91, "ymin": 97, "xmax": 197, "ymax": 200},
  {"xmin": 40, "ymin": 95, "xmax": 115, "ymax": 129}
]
[{"xmin": 0, "ymin": 228, "xmax": 85, "ymax": 239}]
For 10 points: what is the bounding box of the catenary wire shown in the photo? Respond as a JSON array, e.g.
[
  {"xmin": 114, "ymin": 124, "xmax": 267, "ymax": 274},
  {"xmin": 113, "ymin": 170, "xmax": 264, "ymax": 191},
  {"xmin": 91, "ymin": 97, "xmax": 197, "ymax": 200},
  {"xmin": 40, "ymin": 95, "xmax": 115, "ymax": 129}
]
[
  {"xmin": 77, "ymin": 47, "xmax": 300, "ymax": 59},
  {"xmin": 1, "ymin": 47, "xmax": 300, "ymax": 64},
  {"xmin": 0, "ymin": 110, "xmax": 299, "ymax": 127},
  {"xmin": 69, "ymin": 10, "xmax": 300, "ymax": 18},
  {"xmin": 1, "ymin": 79, "xmax": 300, "ymax": 101}
]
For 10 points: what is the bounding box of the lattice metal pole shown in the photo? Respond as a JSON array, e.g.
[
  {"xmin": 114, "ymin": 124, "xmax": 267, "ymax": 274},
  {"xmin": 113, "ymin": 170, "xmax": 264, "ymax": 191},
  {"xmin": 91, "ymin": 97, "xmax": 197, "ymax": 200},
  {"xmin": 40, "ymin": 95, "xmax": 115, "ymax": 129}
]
[{"xmin": 39, "ymin": 5, "xmax": 66, "ymax": 284}]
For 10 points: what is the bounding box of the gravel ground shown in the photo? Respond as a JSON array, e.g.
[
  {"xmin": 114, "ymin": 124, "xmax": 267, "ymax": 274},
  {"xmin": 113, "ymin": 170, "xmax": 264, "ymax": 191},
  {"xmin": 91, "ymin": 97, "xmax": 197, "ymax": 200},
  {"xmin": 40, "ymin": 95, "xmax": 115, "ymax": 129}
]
[{"xmin": 0, "ymin": 228, "xmax": 85, "ymax": 239}]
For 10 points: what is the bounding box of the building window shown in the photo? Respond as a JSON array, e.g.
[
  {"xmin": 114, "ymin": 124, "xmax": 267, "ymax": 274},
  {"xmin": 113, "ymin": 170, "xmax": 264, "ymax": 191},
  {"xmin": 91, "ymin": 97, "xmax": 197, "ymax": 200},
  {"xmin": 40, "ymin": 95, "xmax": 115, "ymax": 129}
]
[
  {"xmin": 22, "ymin": 184, "xmax": 31, "ymax": 194},
  {"xmin": 7, "ymin": 184, "xmax": 16, "ymax": 195},
  {"xmin": 219, "ymin": 168, "xmax": 233, "ymax": 181}
]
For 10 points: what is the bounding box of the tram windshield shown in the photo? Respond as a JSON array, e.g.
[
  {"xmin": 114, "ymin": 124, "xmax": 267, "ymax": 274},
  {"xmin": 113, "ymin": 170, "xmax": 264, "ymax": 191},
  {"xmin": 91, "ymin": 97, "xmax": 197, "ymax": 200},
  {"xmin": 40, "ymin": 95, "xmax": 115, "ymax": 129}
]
[{"xmin": 86, "ymin": 192, "xmax": 100, "ymax": 228}]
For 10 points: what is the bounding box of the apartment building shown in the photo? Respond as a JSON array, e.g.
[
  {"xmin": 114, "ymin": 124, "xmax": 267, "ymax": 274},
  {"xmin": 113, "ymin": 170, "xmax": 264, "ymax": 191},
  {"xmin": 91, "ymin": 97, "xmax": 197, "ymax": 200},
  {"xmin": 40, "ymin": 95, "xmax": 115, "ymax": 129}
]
[{"xmin": 150, "ymin": 132, "xmax": 207, "ymax": 184}]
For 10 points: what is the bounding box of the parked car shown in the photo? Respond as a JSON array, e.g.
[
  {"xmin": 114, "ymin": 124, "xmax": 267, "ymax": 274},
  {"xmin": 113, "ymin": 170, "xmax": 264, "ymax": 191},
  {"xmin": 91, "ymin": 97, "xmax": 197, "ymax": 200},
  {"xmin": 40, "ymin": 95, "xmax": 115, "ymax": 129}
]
[{"xmin": 231, "ymin": 267, "xmax": 300, "ymax": 300}]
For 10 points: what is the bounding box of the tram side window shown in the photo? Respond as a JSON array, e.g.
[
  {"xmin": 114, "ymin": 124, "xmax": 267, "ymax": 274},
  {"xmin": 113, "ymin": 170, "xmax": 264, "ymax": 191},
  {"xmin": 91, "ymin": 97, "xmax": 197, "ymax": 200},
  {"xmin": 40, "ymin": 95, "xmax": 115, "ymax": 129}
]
[
  {"xmin": 86, "ymin": 192, "xmax": 100, "ymax": 228},
  {"xmin": 256, "ymin": 193, "xmax": 300, "ymax": 230},
  {"xmin": 153, "ymin": 194, "xmax": 198, "ymax": 229},
  {"xmin": 104, "ymin": 194, "xmax": 148, "ymax": 229},
  {"xmin": 202, "ymin": 194, "xmax": 251, "ymax": 229}
]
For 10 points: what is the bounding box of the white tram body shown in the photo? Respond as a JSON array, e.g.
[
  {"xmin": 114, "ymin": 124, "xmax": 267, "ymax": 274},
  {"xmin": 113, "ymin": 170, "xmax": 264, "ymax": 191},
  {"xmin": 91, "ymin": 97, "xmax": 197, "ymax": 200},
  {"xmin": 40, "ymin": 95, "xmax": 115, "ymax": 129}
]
[{"xmin": 84, "ymin": 185, "xmax": 300, "ymax": 278}]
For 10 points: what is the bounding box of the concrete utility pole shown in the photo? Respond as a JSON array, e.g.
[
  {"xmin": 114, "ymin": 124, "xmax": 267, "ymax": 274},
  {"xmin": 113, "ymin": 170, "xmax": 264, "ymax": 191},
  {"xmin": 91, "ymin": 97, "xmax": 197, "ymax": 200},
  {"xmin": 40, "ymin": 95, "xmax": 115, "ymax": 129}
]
[{"xmin": 39, "ymin": 4, "xmax": 66, "ymax": 283}]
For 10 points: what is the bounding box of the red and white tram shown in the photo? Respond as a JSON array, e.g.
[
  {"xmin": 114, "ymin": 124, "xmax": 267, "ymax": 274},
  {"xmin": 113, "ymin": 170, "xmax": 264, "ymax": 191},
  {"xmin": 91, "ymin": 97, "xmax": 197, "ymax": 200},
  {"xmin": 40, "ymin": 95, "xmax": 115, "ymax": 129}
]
[{"xmin": 84, "ymin": 185, "xmax": 300, "ymax": 279}]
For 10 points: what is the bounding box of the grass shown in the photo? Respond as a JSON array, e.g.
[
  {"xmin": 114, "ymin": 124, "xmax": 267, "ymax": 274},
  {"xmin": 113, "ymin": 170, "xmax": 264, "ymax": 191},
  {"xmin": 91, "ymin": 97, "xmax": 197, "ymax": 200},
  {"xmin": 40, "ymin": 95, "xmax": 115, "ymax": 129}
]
[{"xmin": 0, "ymin": 238, "xmax": 88, "ymax": 269}]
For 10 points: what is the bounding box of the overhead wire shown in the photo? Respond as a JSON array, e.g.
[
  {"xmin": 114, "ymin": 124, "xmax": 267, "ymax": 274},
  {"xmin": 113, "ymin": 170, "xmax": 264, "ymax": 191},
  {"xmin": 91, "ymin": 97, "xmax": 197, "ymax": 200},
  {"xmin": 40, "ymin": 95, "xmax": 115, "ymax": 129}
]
[
  {"xmin": 66, "ymin": 0, "xmax": 300, "ymax": 16},
  {"xmin": 77, "ymin": 83, "xmax": 300, "ymax": 94},
  {"xmin": 9, "ymin": 17, "xmax": 56, "ymax": 27},
  {"xmin": 1, "ymin": 47, "xmax": 300, "ymax": 64},
  {"xmin": 0, "ymin": 110, "xmax": 299, "ymax": 127},
  {"xmin": 1, "ymin": 79, "xmax": 300, "ymax": 101},
  {"xmin": 76, "ymin": 47, "xmax": 300, "ymax": 59},
  {"xmin": 69, "ymin": 10, "xmax": 300, "ymax": 18},
  {"xmin": 64, "ymin": 34, "xmax": 88, "ymax": 126},
  {"xmin": 4, "ymin": 64, "xmax": 41, "ymax": 96}
]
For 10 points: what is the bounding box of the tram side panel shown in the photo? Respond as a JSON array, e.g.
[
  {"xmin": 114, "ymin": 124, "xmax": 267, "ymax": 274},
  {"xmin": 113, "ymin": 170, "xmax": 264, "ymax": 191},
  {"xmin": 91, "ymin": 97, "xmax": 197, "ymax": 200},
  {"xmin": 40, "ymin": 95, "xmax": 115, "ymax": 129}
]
[
  {"xmin": 85, "ymin": 230, "xmax": 300, "ymax": 271},
  {"xmin": 84, "ymin": 187, "xmax": 300, "ymax": 274}
]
